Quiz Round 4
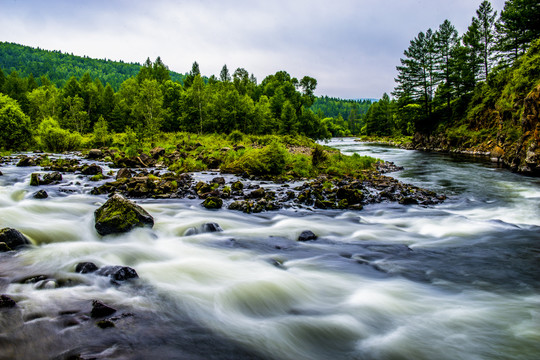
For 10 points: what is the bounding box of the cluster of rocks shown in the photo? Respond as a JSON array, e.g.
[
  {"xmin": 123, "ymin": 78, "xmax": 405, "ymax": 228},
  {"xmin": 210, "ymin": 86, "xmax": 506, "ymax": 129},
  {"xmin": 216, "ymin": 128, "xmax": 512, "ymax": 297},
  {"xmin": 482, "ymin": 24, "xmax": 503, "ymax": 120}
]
[
  {"xmin": 1, "ymin": 224, "xmax": 138, "ymax": 329},
  {"xmin": 91, "ymin": 169, "xmax": 445, "ymax": 212},
  {"xmin": 11, "ymin": 147, "xmax": 445, "ymax": 212}
]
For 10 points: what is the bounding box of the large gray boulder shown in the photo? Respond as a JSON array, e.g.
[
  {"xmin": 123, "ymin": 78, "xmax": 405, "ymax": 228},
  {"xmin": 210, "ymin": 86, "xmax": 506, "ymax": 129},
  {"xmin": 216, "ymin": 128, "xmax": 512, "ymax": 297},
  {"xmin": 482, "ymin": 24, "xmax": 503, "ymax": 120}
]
[{"xmin": 94, "ymin": 194, "xmax": 154, "ymax": 236}]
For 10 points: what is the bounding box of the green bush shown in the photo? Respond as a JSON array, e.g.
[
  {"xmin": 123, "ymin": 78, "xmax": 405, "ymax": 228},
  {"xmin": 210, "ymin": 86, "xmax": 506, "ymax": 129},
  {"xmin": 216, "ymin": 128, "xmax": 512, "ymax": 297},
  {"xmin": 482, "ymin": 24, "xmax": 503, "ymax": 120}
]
[
  {"xmin": 37, "ymin": 118, "xmax": 82, "ymax": 152},
  {"xmin": 236, "ymin": 141, "xmax": 288, "ymax": 176},
  {"xmin": 0, "ymin": 93, "xmax": 32, "ymax": 150},
  {"xmin": 93, "ymin": 116, "xmax": 111, "ymax": 147},
  {"xmin": 228, "ymin": 130, "xmax": 244, "ymax": 143}
]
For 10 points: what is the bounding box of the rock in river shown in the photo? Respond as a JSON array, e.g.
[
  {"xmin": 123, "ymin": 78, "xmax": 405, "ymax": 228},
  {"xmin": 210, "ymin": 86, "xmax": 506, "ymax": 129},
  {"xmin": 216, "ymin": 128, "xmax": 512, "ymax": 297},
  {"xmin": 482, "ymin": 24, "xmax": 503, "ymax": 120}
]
[
  {"xmin": 0, "ymin": 227, "xmax": 31, "ymax": 251},
  {"xmin": 298, "ymin": 230, "xmax": 318, "ymax": 242},
  {"xmin": 94, "ymin": 194, "xmax": 154, "ymax": 236}
]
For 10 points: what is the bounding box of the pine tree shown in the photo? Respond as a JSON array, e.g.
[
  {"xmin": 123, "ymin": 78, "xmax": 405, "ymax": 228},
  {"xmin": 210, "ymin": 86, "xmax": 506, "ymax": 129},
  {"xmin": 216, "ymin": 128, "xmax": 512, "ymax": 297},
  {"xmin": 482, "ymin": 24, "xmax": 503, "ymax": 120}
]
[
  {"xmin": 496, "ymin": 0, "xmax": 540, "ymax": 64},
  {"xmin": 476, "ymin": 1, "xmax": 497, "ymax": 79}
]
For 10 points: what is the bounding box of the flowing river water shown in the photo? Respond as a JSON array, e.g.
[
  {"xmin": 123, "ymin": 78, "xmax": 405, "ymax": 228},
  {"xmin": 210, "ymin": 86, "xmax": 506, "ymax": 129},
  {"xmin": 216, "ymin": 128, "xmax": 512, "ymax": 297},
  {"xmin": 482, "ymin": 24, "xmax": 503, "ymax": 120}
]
[{"xmin": 1, "ymin": 138, "xmax": 539, "ymax": 360}]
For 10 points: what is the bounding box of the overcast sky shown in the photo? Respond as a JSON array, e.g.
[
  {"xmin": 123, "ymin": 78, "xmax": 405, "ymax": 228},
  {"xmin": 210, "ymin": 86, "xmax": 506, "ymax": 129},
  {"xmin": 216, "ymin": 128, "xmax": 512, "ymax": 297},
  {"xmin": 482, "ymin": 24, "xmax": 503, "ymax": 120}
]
[{"xmin": 1, "ymin": 0, "xmax": 506, "ymax": 99}]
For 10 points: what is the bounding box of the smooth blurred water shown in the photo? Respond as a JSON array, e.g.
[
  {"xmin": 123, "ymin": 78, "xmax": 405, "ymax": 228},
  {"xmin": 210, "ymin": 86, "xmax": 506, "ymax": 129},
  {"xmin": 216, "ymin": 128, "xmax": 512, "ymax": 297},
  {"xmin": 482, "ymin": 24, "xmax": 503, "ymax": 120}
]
[{"xmin": 0, "ymin": 143, "xmax": 539, "ymax": 360}]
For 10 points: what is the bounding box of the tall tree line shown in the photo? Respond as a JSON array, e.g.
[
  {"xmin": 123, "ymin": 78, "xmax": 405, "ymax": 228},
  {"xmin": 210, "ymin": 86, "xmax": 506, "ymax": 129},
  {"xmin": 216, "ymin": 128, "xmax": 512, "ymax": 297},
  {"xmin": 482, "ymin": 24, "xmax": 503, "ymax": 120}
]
[
  {"xmin": 364, "ymin": 0, "xmax": 540, "ymax": 137},
  {"xmin": 0, "ymin": 57, "xmax": 331, "ymax": 143}
]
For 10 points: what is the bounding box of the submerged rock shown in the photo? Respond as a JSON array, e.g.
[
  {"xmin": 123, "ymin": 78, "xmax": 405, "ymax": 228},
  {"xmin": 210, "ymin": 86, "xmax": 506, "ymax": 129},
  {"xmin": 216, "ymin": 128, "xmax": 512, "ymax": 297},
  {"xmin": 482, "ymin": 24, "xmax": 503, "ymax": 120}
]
[
  {"xmin": 94, "ymin": 194, "xmax": 154, "ymax": 236},
  {"xmin": 0, "ymin": 294, "xmax": 17, "ymax": 308},
  {"xmin": 33, "ymin": 190, "xmax": 48, "ymax": 199},
  {"xmin": 75, "ymin": 262, "xmax": 99, "ymax": 274},
  {"xmin": 298, "ymin": 230, "xmax": 317, "ymax": 242},
  {"xmin": 91, "ymin": 300, "xmax": 117, "ymax": 318},
  {"xmin": 96, "ymin": 265, "xmax": 139, "ymax": 281},
  {"xmin": 0, "ymin": 228, "xmax": 31, "ymax": 251},
  {"xmin": 201, "ymin": 222, "xmax": 223, "ymax": 233}
]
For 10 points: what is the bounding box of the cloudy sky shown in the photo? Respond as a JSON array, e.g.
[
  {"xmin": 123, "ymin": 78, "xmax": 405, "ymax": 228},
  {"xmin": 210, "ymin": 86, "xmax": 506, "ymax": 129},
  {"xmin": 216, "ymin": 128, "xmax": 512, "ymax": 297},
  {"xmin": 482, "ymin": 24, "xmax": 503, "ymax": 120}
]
[{"xmin": 1, "ymin": 0, "xmax": 506, "ymax": 99}]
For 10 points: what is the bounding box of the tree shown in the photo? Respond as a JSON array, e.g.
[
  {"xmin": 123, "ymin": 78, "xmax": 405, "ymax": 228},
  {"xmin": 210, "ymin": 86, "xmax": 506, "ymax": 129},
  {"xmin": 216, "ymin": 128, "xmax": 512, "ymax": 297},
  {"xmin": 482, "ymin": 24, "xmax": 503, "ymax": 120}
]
[
  {"xmin": 161, "ymin": 80, "xmax": 183, "ymax": 132},
  {"xmin": 394, "ymin": 29, "xmax": 437, "ymax": 123},
  {"xmin": 0, "ymin": 93, "xmax": 32, "ymax": 149},
  {"xmin": 27, "ymin": 85, "xmax": 59, "ymax": 125},
  {"xmin": 476, "ymin": 1, "xmax": 497, "ymax": 79},
  {"xmin": 132, "ymin": 79, "xmax": 163, "ymax": 141},
  {"xmin": 233, "ymin": 68, "xmax": 250, "ymax": 95},
  {"xmin": 184, "ymin": 61, "xmax": 201, "ymax": 88},
  {"xmin": 100, "ymin": 83, "xmax": 116, "ymax": 123},
  {"xmin": 93, "ymin": 115, "xmax": 110, "ymax": 146},
  {"xmin": 62, "ymin": 95, "xmax": 88, "ymax": 133},
  {"xmin": 153, "ymin": 56, "xmax": 170, "ymax": 83},
  {"xmin": 279, "ymin": 100, "xmax": 297, "ymax": 135},
  {"xmin": 434, "ymin": 20, "xmax": 459, "ymax": 108},
  {"xmin": 220, "ymin": 64, "xmax": 231, "ymax": 82},
  {"xmin": 462, "ymin": 17, "xmax": 484, "ymax": 87},
  {"xmin": 300, "ymin": 76, "xmax": 317, "ymax": 107},
  {"xmin": 496, "ymin": 0, "xmax": 540, "ymax": 63}
]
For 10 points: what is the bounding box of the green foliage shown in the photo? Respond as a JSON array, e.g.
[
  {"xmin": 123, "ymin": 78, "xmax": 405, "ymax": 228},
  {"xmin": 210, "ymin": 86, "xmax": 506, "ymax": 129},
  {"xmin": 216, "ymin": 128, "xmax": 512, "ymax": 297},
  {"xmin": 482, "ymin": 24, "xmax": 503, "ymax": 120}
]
[
  {"xmin": 228, "ymin": 130, "xmax": 244, "ymax": 143},
  {"xmin": 235, "ymin": 141, "xmax": 288, "ymax": 176},
  {"xmin": 93, "ymin": 115, "xmax": 111, "ymax": 147},
  {"xmin": 37, "ymin": 118, "xmax": 82, "ymax": 152},
  {"xmin": 0, "ymin": 93, "xmax": 32, "ymax": 149},
  {"xmin": 311, "ymin": 144, "xmax": 328, "ymax": 168},
  {"xmin": 0, "ymin": 42, "xmax": 185, "ymax": 90},
  {"xmin": 311, "ymin": 96, "xmax": 372, "ymax": 135}
]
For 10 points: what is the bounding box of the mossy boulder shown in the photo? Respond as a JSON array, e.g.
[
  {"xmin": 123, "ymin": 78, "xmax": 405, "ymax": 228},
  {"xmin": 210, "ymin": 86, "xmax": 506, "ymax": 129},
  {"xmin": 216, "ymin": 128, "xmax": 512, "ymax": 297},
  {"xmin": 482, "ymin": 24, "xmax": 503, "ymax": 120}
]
[
  {"xmin": 29, "ymin": 173, "xmax": 40, "ymax": 186},
  {"xmin": 94, "ymin": 194, "xmax": 154, "ymax": 236},
  {"xmin": 202, "ymin": 197, "xmax": 223, "ymax": 209},
  {"xmin": 0, "ymin": 228, "xmax": 31, "ymax": 251}
]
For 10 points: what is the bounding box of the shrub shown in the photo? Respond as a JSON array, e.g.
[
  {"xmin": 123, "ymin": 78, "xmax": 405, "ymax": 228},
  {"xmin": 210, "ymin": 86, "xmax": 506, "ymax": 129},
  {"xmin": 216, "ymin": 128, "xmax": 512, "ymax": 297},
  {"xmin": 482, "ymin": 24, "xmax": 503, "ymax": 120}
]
[
  {"xmin": 0, "ymin": 93, "xmax": 32, "ymax": 149},
  {"xmin": 93, "ymin": 116, "xmax": 111, "ymax": 147},
  {"xmin": 37, "ymin": 118, "xmax": 82, "ymax": 152},
  {"xmin": 235, "ymin": 141, "xmax": 288, "ymax": 176},
  {"xmin": 228, "ymin": 130, "xmax": 244, "ymax": 143}
]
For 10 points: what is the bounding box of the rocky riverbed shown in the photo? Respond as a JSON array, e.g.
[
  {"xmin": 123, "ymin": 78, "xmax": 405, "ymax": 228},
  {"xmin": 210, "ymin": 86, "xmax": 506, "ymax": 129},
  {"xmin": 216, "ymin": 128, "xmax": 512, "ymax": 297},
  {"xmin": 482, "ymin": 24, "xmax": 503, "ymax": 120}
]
[{"xmin": 3, "ymin": 150, "xmax": 445, "ymax": 214}]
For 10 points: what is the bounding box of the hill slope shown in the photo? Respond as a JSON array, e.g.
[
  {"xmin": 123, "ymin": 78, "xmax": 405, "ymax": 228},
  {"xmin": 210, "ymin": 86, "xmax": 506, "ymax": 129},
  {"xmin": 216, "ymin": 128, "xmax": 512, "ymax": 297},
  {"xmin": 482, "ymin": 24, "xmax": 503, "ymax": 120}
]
[{"xmin": 0, "ymin": 42, "xmax": 185, "ymax": 90}]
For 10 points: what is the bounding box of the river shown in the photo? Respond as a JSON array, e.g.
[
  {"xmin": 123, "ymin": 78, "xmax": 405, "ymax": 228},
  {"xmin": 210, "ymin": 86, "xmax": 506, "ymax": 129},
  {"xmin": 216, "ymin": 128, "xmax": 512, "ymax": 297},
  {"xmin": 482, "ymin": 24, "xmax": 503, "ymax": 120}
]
[{"xmin": 0, "ymin": 138, "xmax": 539, "ymax": 360}]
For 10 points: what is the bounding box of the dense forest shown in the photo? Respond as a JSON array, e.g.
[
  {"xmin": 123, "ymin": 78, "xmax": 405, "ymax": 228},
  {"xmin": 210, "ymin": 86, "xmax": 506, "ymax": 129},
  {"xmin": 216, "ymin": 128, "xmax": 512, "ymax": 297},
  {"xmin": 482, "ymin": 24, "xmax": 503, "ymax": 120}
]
[
  {"xmin": 0, "ymin": 41, "xmax": 380, "ymax": 151},
  {"xmin": 0, "ymin": 42, "xmax": 186, "ymax": 90},
  {"xmin": 362, "ymin": 0, "xmax": 540, "ymax": 147},
  {"xmin": 311, "ymin": 97, "xmax": 373, "ymax": 136}
]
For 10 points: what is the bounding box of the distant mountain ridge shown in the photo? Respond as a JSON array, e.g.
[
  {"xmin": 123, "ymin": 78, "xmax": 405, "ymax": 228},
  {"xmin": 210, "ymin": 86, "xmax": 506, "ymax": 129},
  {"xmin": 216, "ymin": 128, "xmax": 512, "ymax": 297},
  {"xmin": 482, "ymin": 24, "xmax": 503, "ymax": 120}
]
[{"xmin": 0, "ymin": 41, "xmax": 186, "ymax": 90}]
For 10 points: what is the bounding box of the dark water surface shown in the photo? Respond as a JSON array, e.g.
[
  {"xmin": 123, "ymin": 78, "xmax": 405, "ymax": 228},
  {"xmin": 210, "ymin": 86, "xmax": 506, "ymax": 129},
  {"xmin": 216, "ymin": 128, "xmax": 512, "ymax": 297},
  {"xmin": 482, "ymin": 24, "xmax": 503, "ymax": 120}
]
[{"xmin": 0, "ymin": 140, "xmax": 539, "ymax": 360}]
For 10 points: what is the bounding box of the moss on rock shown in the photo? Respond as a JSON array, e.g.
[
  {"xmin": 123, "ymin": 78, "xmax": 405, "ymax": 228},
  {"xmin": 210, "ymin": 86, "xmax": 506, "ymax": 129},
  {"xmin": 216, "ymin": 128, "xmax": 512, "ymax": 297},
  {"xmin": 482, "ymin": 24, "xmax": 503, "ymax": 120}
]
[{"xmin": 94, "ymin": 194, "xmax": 154, "ymax": 236}]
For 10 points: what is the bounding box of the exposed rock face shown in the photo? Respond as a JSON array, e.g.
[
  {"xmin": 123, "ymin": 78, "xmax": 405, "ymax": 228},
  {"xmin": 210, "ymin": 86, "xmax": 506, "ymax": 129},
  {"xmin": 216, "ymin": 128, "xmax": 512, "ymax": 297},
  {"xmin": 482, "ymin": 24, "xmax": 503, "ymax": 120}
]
[
  {"xmin": 0, "ymin": 228, "xmax": 31, "ymax": 251},
  {"xmin": 411, "ymin": 84, "xmax": 540, "ymax": 176},
  {"xmin": 94, "ymin": 194, "xmax": 154, "ymax": 236}
]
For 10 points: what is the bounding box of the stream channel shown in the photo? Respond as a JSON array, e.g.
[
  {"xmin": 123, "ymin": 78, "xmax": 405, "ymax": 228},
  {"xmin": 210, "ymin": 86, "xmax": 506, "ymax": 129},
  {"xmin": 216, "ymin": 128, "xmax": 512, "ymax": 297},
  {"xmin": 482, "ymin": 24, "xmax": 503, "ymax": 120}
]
[{"xmin": 0, "ymin": 138, "xmax": 539, "ymax": 360}]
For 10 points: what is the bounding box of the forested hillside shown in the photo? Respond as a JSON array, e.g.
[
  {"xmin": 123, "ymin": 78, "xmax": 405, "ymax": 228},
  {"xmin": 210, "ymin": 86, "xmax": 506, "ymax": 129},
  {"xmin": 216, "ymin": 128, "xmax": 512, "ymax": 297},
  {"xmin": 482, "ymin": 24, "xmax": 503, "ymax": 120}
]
[
  {"xmin": 0, "ymin": 53, "xmax": 334, "ymax": 151},
  {"xmin": 362, "ymin": 0, "xmax": 540, "ymax": 174},
  {"xmin": 0, "ymin": 42, "xmax": 186, "ymax": 90},
  {"xmin": 311, "ymin": 97, "xmax": 373, "ymax": 136}
]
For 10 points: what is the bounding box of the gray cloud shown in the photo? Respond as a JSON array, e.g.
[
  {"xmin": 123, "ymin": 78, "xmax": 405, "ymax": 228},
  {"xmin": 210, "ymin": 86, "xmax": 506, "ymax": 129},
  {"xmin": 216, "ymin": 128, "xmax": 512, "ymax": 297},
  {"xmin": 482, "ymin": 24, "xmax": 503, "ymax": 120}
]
[{"xmin": 0, "ymin": 0, "xmax": 507, "ymax": 98}]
